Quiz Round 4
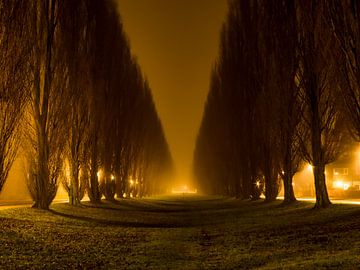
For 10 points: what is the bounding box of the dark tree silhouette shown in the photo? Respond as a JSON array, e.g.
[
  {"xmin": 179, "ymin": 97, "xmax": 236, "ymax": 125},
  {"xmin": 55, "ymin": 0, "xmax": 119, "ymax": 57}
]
[
  {"xmin": 0, "ymin": 1, "xmax": 29, "ymax": 193},
  {"xmin": 25, "ymin": 0, "xmax": 71, "ymax": 209},
  {"xmin": 194, "ymin": 0, "xmax": 349, "ymax": 207},
  {"xmin": 264, "ymin": 1, "xmax": 304, "ymax": 204},
  {"xmin": 297, "ymin": 0, "xmax": 347, "ymax": 208},
  {"xmin": 0, "ymin": 0, "xmax": 173, "ymax": 208},
  {"xmin": 326, "ymin": 1, "xmax": 360, "ymax": 140},
  {"xmin": 60, "ymin": 0, "xmax": 90, "ymax": 206}
]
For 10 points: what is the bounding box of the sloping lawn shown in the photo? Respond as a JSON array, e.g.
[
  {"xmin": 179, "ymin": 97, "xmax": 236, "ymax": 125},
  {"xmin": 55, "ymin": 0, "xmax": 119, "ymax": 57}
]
[{"xmin": 0, "ymin": 196, "xmax": 360, "ymax": 269}]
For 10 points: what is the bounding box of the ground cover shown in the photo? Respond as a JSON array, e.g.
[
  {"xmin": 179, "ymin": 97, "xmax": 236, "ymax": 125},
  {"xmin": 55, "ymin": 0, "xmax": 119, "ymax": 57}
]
[{"xmin": 0, "ymin": 196, "xmax": 359, "ymax": 269}]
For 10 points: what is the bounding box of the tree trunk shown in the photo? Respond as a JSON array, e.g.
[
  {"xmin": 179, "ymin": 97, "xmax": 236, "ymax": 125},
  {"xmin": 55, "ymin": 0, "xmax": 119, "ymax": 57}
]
[
  {"xmin": 115, "ymin": 171, "xmax": 124, "ymax": 198},
  {"xmin": 103, "ymin": 138, "xmax": 115, "ymax": 201},
  {"xmin": 282, "ymin": 172, "xmax": 296, "ymax": 204},
  {"xmin": 264, "ymin": 148, "xmax": 278, "ymax": 202},
  {"xmin": 69, "ymin": 160, "xmax": 80, "ymax": 206},
  {"xmin": 310, "ymin": 71, "xmax": 331, "ymax": 208},
  {"xmin": 234, "ymin": 175, "xmax": 242, "ymax": 198},
  {"xmin": 33, "ymin": 107, "xmax": 51, "ymax": 210},
  {"xmin": 88, "ymin": 138, "xmax": 101, "ymax": 203},
  {"xmin": 282, "ymin": 148, "xmax": 296, "ymax": 204},
  {"xmin": 31, "ymin": 0, "xmax": 56, "ymax": 210},
  {"xmin": 313, "ymin": 164, "xmax": 331, "ymax": 208},
  {"xmin": 242, "ymin": 168, "xmax": 252, "ymax": 199}
]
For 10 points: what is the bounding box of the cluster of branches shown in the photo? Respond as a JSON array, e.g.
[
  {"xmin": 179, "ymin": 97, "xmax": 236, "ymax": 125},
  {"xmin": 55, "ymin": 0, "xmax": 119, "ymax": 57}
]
[
  {"xmin": 0, "ymin": 0, "xmax": 173, "ymax": 209},
  {"xmin": 194, "ymin": 0, "xmax": 357, "ymax": 208},
  {"xmin": 0, "ymin": 1, "xmax": 29, "ymax": 194}
]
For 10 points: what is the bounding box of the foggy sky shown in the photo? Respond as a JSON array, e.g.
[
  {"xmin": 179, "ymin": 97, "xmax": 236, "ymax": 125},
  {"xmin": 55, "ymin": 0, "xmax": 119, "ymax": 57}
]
[{"xmin": 116, "ymin": 0, "xmax": 228, "ymax": 185}]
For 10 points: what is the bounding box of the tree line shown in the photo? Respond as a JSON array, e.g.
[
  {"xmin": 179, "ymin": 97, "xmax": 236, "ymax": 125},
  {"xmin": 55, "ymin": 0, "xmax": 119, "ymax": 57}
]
[
  {"xmin": 0, "ymin": 0, "xmax": 173, "ymax": 209},
  {"xmin": 193, "ymin": 0, "xmax": 359, "ymax": 208}
]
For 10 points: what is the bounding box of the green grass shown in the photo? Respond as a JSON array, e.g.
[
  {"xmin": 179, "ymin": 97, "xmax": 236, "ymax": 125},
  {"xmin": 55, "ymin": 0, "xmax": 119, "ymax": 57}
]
[{"xmin": 1, "ymin": 195, "xmax": 360, "ymax": 269}]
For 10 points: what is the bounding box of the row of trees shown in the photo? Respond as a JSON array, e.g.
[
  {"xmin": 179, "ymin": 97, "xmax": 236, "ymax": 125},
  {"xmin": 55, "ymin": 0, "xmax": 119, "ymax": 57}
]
[
  {"xmin": 194, "ymin": 0, "xmax": 359, "ymax": 208},
  {"xmin": 0, "ymin": 0, "xmax": 172, "ymax": 209}
]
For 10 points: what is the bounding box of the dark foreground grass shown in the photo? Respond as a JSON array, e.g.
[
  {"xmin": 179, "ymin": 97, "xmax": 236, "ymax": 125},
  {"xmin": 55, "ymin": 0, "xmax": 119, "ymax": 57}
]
[{"xmin": 0, "ymin": 196, "xmax": 360, "ymax": 269}]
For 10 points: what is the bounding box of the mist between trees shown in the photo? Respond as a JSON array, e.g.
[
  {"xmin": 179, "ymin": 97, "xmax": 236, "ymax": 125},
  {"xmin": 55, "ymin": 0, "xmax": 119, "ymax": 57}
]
[
  {"xmin": 193, "ymin": 0, "xmax": 360, "ymax": 208},
  {"xmin": 0, "ymin": 0, "xmax": 173, "ymax": 209}
]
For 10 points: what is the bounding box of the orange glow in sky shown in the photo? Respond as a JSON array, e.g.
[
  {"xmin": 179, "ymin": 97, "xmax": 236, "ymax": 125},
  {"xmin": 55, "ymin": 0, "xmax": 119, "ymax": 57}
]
[{"xmin": 116, "ymin": 0, "xmax": 228, "ymax": 185}]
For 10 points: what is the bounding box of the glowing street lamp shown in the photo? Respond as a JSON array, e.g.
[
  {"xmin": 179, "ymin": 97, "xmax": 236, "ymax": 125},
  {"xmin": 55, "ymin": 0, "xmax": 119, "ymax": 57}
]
[{"xmin": 307, "ymin": 164, "xmax": 313, "ymax": 172}]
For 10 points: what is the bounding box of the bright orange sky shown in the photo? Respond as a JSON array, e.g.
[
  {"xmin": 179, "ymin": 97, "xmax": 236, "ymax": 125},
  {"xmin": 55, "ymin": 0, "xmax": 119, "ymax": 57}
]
[{"xmin": 116, "ymin": 0, "xmax": 228, "ymax": 185}]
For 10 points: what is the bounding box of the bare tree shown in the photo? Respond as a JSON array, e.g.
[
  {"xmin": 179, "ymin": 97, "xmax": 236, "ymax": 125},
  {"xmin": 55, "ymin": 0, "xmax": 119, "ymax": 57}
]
[
  {"xmin": 25, "ymin": 0, "xmax": 70, "ymax": 209},
  {"xmin": 326, "ymin": 1, "xmax": 360, "ymax": 140},
  {"xmin": 0, "ymin": 1, "xmax": 29, "ymax": 192},
  {"xmin": 266, "ymin": 0, "xmax": 305, "ymax": 204},
  {"xmin": 58, "ymin": 0, "xmax": 91, "ymax": 205},
  {"xmin": 297, "ymin": 0, "xmax": 347, "ymax": 208}
]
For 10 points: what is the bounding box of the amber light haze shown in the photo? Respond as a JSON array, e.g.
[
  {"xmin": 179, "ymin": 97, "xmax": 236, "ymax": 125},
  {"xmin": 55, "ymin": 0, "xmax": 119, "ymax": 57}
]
[{"xmin": 116, "ymin": 0, "xmax": 228, "ymax": 188}]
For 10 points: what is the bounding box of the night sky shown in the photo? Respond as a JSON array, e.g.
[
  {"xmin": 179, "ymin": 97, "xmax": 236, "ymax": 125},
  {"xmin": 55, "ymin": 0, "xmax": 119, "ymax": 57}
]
[{"xmin": 116, "ymin": 0, "xmax": 228, "ymax": 185}]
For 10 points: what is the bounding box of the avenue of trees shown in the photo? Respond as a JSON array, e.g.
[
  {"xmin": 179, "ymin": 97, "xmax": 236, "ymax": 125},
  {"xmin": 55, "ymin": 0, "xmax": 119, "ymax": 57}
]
[
  {"xmin": 0, "ymin": 0, "xmax": 173, "ymax": 209},
  {"xmin": 194, "ymin": 0, "xmax": 358, "ymax": 208}
]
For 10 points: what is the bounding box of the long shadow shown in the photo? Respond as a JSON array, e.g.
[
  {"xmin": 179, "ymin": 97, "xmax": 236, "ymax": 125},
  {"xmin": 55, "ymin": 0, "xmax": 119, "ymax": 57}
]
[
  {"xmin": 51, "ymin": 197, "xmax": 324, "ymax": 229},
  {"xmin": 80, "ymin": 197, "xmax": 240, "ymax": 214},
  {"xmin": 80, "ymin": 200, "xmax": 202, "ymax": 214},
  {"xmin": 48, "ymin": 208, "xmax": 195, "ymax": 228},
  {"xmin": 77, "ymin": 197, "xmax": 272, "ymax": 220},
  {"xmin": 50, "ymin": 198, "xmax": 247, "ymax": 228}
]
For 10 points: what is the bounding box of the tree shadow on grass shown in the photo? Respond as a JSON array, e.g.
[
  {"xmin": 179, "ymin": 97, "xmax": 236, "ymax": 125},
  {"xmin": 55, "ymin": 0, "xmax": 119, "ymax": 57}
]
[
  {"xmin": 80, "ymin": 197, "xmax": 241, "ymax": 214},
  {"xmin": 48, "ymin": 208, "xmax": 190, "ymax": 228},
  {"xmin": 50, "ymin": 198, "xmax": 245, "ymax": 228},
  {"xmin": 80, "ymin": 200, "xmax": 201, "ymax": 214},
  {"xmin": 51, "ymin": 198, "xmax": 344, "ymax": 229}
]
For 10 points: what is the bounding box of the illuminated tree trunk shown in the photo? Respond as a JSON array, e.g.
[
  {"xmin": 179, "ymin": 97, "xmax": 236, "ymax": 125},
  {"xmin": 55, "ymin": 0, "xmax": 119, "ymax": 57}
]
[
  {"xmin": 311, "ymin": 88, "xmax": 331, "ymax": 208},
  {"xmin": 69, "ymin": 157, "xmax": 80, "ymax": 206},
  {"xmin": 297, "ymin": 1, "xmax": 339, "ymax": 209},
  {"xmin": 33, "ymin": 107, "xmax": 51, "ymax": 209},
  {"xmin": 31, "ymin": 0, "xmax": 56, "ymax": 210},
  {"xmin": 313, "ymin": 164, "xmax": 330, "ymax": 208}
]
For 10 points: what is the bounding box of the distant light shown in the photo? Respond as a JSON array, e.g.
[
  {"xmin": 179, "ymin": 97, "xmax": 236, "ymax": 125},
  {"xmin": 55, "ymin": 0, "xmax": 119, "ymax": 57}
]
[
  {"xmin": 97, "ymin": 170, "xmax": 102, "ymax": 179},
  {"xmin": 171, "ymin": 185, "xmax": 197, "ymax": 194},
  {"xmin": 256, "ymin": 181, "xmax": 260, "ymax": 187},
  {"xmin": 281, "ymin": 170, "xmax": 285, "ymax": 175},
  {"xmin": 333, "ymin": 180, "xmax": 350, "ymax": 190},
  {"xmin": 307, "ymin": 164, "xmax": 313, "ymax": 172},
  {"xmin": 334, "ymin": 180, "xmax": 343, "ymax": 189},
  {"xmin": 123, "ymin": 193, "xmax": 127, "ymax": 198},
  {"xmin": 129, "ymin": 179, "xmax": 134, "ymax": 186},
  {"xmin": 130, "ymin": 193, "xmax": 133, "ymax": 198},
  {"xmin": 111, "ymin": 174, "xmax": 115, "ymax": 180}
]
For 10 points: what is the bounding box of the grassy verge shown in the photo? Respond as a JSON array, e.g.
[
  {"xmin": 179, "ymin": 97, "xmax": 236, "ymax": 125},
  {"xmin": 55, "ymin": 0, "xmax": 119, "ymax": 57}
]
[{"xmin": 0, "ymin": 196, "xmax": 360, "ymax": 269}]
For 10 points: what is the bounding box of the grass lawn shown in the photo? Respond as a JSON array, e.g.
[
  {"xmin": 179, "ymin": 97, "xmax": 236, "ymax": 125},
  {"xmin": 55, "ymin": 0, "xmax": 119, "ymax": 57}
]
[{"xmin": 0, "ymin": 195, "xmax": 360, "ymax": 269}]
